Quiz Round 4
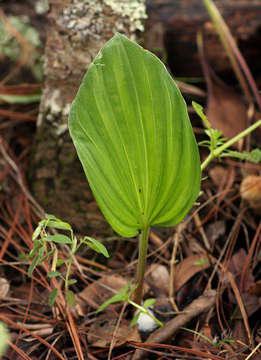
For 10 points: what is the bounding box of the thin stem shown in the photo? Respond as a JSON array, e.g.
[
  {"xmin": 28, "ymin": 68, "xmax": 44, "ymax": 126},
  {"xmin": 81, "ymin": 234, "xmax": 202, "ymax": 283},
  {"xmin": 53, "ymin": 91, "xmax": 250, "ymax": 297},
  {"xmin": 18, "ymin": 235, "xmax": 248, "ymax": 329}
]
[
  {"xmin": 133, "ymin": 226, "xmax": 150, "ymax": 305},
  {"xmin": 201, "ymin": 119, "xmax": 261, "ymax": 171}
]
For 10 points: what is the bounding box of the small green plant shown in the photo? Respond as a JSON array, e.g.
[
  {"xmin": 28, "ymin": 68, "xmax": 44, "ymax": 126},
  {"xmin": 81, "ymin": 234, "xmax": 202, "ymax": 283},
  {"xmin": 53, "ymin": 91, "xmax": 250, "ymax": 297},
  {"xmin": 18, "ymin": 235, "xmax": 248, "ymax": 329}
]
[
  {"xmin": 97, "ymin": 281, "xmax": 163, "ymax": 328},
  {"xmin": 68, "ymin": 33, "xmax": 261, "ymax": 307},
  {"xmin": 192, "ymin": 101, "xmax": 261, "ymax": 170},
  {"xmin": 28, "ymin": 214, "xmax": 109, "ymax": 305},
  {"xmin": 69, "ymin": 33, "xmax": 201, "ymax": 305}
]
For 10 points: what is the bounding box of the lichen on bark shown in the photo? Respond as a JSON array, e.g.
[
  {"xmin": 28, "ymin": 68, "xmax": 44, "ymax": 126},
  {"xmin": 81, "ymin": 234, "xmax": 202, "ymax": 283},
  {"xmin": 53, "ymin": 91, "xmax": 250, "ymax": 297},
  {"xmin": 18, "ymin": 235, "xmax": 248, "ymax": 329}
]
[{"xmin": 30, "ymin": 0, "xmax": 146, "ymax": 234}]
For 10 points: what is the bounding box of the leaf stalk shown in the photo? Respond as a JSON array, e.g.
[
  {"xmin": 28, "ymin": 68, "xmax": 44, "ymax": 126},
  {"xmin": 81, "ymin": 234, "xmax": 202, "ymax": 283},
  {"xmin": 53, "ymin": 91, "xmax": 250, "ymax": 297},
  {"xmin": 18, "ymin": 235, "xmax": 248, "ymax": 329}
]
[{"xmin": 133, "ymin": 226, "xmax": 150, "ymax": 305}]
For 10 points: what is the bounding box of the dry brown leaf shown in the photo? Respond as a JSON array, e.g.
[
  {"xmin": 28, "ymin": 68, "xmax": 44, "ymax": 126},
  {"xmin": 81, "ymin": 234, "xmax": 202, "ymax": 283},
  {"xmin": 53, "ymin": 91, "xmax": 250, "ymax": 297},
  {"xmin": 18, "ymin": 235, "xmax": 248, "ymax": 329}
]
[
  {"xmin": 88, "ymin": 312, "xmax": 140, "ymax": 348},
  {"xmin": 228, "ymin": 249, "xmax": 255, "ymax": 291},
  {"xmin": 76, "ymin": 274, "xmax": 129, "ymax": 312},
  {"xmin": 206, "ymin": 70, "xmax": 248, "ymax": 141},
  {"xmin": 174, "ymin": 254, "xmax": 210, "ymax": 292}
]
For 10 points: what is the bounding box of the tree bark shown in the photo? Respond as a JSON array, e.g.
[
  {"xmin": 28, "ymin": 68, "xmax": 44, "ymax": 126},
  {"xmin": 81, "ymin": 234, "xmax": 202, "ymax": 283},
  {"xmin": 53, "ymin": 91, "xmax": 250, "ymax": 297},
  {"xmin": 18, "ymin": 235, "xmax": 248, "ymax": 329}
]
[{"xmin": 30, "ymin": 0, "xmax": 147, "ymax": 234}]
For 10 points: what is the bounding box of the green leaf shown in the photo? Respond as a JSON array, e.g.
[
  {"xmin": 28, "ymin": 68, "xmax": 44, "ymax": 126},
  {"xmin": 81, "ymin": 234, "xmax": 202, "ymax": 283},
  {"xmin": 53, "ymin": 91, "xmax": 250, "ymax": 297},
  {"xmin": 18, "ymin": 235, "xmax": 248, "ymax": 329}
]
[
  {"xmin": 32, "ymin": 224, "xmax": 42, "ymax": 241},
  {"xmin": 45, "ymin": 234, "xmax": 72, "ymax": 244},
  {"xmin": 83, "ymin": 236, "xmax": 109, "ymax": 258},
  {"xmin": 69, "ymin": 33, "xmax": 201, "ymax": 237},
  {"xmin": 48, "ymin": 288, "xmax": 58, "ymax": 306},
  {"xmin": 192, "ymin": 101, "xmax": 210, "ymax": 128},
  {"xmin": 97, "ymin": 281, "xmax": 132, "ymax": 313},
  {"xmin": 67, "ymin": 278, "xmax": 77, "ymax": 285},
  {"xmin": 65, "ymin": 290, "xmax": 75, "ymax": 306},
  {"xmin": 143, "ymin": 298, "xmax": 156, "ymax": 309},
  {"xmin": 28, "ymin": 254, "xmax": 41, "ymax": 277},
  {"xmin": 248, "ymin": 149, "xmax": 261, "ymax": 163},
  {"xmin": 129, "ymin": 312, "xmax": 140, "ymax": 327},
  {"xmin": 47, "ymin": 271, "xmax": 62, "ymax": 278},
  {"xmin": 46, "ymin": 220, "xmax": 72, "ymax": 232}
]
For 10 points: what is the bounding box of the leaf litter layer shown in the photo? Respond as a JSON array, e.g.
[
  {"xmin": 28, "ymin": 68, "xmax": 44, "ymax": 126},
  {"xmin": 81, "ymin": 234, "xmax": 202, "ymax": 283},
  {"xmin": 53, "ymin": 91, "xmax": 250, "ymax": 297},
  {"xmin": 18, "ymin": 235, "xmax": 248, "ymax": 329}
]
[{"xmin": 0, "ymin": 3, "xmax": 261, "ymax": 360}]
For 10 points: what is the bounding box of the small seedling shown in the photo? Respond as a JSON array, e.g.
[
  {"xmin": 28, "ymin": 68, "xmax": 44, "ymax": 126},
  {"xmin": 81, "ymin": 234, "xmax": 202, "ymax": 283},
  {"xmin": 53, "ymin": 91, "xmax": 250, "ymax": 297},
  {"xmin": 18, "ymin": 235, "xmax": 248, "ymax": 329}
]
[
  {"xmin": 96, "ymin": 281, "xmax": 163, "ymax": 328},
  {"xmin": 192, "ymin": 101, "xmax": 261, "ymax": 170},
  {"xmin": 28, "ymin": 214, "xmax": 109, "ymax": 306}
]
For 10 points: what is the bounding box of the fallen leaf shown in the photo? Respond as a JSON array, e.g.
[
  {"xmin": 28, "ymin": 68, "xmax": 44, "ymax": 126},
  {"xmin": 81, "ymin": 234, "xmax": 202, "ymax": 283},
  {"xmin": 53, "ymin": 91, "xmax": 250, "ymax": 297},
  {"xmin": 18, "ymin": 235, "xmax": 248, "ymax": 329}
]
[
  {"xmin": 76, "ymin": 274, "xmax": 129, "ymax": 312},
  {"xmin": 174, "ymin": 255, "xmax": 210, "ymax": 292},
  {"xmin": 206, "ymin": 68, "xmax": 248, "ymax": 142},
  {"xmin": 228, "ymin": 249, "xmax": 255, "ymax": 291},
  {"xmin": 88, "ymin": 312, "xmax": 140, "ymax": 348}
]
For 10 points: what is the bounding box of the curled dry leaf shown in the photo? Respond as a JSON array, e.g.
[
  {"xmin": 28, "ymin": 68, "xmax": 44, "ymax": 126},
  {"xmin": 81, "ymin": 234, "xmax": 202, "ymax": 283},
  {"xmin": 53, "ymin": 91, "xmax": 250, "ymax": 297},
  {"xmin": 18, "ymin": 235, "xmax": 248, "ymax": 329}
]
[
  {"xmin": 206, "ymin": 71, "xmax": 248, "ymax": 142},
  {"xmin": 174, "ymin": 254, "xmax": 210, "ymax": 292},
  {"xmin": 75, "ymin": 275, "xmax": 129, "ymax": 313}
]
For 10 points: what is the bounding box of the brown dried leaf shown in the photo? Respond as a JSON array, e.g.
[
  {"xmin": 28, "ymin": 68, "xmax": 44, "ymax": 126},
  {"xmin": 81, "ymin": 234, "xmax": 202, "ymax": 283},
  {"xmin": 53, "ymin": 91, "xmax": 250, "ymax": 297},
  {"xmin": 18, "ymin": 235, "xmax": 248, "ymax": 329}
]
[
  {"xmin": 228, "ymin": 249, "xmax": 255, "ymax": 291},
  {"xmin": 88, "ymin": 312, "xmax": 140, "ymax": 348},
  {"xmin": 206, "ymin": 70, "xmax": 248, "ymax": 141},
  {"xmin": 174, "ymin": 255, "xmax": 210, "ymax": 292},
  {"xmin": 76, "ymin": 274, "xmax": 129, "ymax": 312}
]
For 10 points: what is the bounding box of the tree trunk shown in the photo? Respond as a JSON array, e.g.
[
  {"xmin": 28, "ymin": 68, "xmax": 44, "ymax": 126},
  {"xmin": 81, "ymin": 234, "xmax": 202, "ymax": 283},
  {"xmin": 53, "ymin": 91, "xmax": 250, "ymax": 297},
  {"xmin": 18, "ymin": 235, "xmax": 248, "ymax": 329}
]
[{"xmin": 30, "ymin": 0, "xmax": 147, "ymax": 234}]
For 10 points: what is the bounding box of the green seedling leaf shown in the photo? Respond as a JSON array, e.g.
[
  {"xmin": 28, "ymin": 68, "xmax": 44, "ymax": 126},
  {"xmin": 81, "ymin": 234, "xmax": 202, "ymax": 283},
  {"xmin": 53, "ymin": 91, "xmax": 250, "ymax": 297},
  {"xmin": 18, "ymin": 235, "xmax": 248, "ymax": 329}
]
[
  {"xmin": 67, "ymin": 278, "xmax": 77, "ymax": 286},
  {"xmin": 249, "ymin": 149, "xmax": 261, "ymax": 163},
  {"xmin": 32, "ymin": 224, "xmax": 42, "ymax": 241},
  {"xmin": 65, "ymin": 290, "xmax": 75, "ymax": 306},
  {"xmin": 143, "ymin": 298, "xmax": 156, "ymax": 309},
  {"xmin": 192, "ymin": 101, "xmax": 210, "ymax": 128},
  {"xmin": 28, "ymin": 254, "xmax": 40, "ymax": 277},
  {"xmin": 28, "ymin": 240, "xmax": 43, "ymax": 258},
  {"xmin": 48, "ymin": 288, "xmax": 58, "ymax": 306},
  {"xmin": 45, "ymin": 213, "xmax": 59, "ymax": 221},
  {"xmin": 69, "ymin": 33, "xmax": 201, "ymax": 237},
  {"xmin": 83, "ymin": 236, "xmax": 109, "ymax": 258},
  {"xmin": 193, "ymin": 257, "xmax": 208, "ymax": 266},
  {"xmin": 47, "ymin": 271, "xmax": 62, "ymax": 278},
  {"xmin": 129, "ymin": 312, "xmax": 140, "ymax": 327},
  {"xmin": 221, "ymin": 148, "xmax": 261, "ymax": 163},
  {"xmin": 45, "ymin": 234, "xmax": 72, "ymax": 244},
  {"xmin": 56, "ymin": 259, "xmax": 65, "ymax": 266},
  {"xmin": 97, "ymin": 281, "xmax": 132, "ymax": 313},
  {"xmin": 46, "ymin": 221, "xmax": 72, "ymax": 232}
]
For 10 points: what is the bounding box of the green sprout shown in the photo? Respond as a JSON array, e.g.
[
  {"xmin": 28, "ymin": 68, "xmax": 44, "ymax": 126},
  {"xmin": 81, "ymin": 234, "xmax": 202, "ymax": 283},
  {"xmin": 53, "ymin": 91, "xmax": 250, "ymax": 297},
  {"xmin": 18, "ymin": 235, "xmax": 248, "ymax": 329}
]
[{"xmin": 28, "ymin": 214, "xmax": 109, "ymax": 306}]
